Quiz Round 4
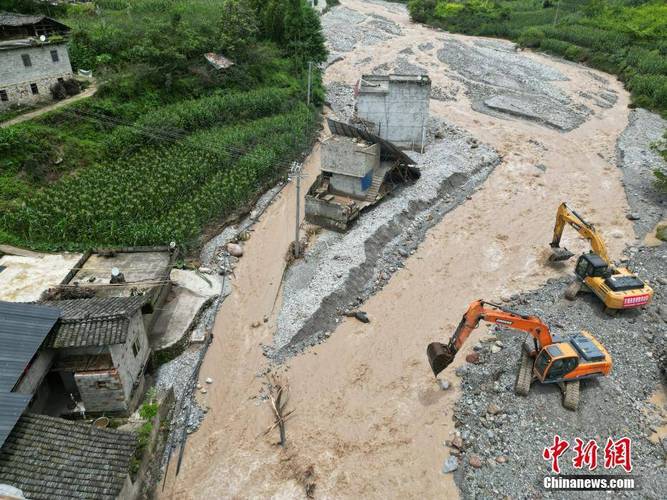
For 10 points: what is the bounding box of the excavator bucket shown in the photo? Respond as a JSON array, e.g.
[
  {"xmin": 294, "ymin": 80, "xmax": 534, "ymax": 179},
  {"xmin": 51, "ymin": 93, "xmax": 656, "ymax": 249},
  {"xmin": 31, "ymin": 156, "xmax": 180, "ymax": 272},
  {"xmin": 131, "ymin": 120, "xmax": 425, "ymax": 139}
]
[
  {"xmin": 549, "ymin": 246, "xmax": 575, "ymax": 262},
  {"xmin": 427, "ymin": 342, "xmax": 456, "ymax": 377}
]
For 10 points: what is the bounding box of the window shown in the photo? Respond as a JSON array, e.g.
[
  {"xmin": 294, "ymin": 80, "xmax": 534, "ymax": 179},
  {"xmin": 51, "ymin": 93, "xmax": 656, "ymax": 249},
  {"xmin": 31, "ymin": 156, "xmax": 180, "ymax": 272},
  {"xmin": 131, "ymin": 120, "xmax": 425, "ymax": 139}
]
[
  {"xmin": 57, "ymin": 77, "xmax": 64, "ymax": 83},
  {"xmin": 96, "ymin": 381, "xmax": 108, "ymax": 389},
  {"xmin": 30, "ymin": 83, "xmax": 38, "ymax": 95},
  {"xmin": 0, "ymin": 90, "xmax": 7, "ymax": 102},
  {"xmin": 534, "ymin": 350, "xmax": 551, "ymax": 376},
  {"xmin": 545, "ymin": 357, "xmax": 578, "ymax": 380},
  {"xmin": 21, "ymin": 54, "xmax": 31, "ymax": 67},
  {"xmin": 132, "ymin": 338, "xmax": 141, "ymax": 357},
  {"xmin": 50, "ymin": 49, "xmax": 59, "ymax": 62}
]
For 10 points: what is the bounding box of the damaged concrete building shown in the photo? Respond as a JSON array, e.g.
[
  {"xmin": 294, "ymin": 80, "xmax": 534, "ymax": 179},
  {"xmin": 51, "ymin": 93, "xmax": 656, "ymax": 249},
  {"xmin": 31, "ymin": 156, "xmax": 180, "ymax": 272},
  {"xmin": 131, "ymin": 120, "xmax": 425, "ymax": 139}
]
[
  {"xmin": 305, "ymin": 118, "xmax": 419, "ymax": 231},
  {"xmin": 355, "ymin": 74, "xmax": 431, "ymax": 151}
]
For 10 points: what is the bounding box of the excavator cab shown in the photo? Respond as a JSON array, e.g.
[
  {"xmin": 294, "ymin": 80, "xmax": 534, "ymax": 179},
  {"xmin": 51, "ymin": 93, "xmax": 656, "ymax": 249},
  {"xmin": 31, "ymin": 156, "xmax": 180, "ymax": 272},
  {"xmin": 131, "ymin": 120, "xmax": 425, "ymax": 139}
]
[
  {"xmin": 574, "ymin": 253, "xmax": 609, "ymax": 280},
  {"xmin": 533, "ymin": 345, "xmax": 579, "ymax": 382}
]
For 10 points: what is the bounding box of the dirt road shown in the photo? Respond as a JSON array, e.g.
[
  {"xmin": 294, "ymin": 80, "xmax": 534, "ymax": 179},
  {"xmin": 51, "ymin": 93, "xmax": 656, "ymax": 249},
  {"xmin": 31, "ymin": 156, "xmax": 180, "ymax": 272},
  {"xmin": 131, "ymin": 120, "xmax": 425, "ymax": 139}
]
[
  {"xmin": 0, "ymin": 82, "xmax": 96, "ymax": 128},
  {"xmin": 161, "ymin": 1, "xmax": 636, "ymax": 497}
]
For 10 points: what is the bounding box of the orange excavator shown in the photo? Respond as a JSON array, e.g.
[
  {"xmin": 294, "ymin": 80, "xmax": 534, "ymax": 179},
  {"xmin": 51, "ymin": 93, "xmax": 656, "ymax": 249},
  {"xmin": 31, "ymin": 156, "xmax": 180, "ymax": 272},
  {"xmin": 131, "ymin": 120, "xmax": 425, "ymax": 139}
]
[{"xmin": 427, "ymin": 300, "xmax": 612, "ymax": 410}]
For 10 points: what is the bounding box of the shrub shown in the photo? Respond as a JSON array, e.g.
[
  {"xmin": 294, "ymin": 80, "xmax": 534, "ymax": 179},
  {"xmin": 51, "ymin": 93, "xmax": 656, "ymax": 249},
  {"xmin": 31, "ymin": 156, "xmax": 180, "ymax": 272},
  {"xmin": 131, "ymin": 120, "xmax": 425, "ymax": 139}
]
[
  {"xmin": 518, "ymin": 27, "xmax": 545, "ymax": 48},
  {"xmin": 50, "ymin": 81, "xmax": 67, "ymax": 100},
  {"xmin": 63, "ymin": 78, "xmax": 81, "ymax": 96}
]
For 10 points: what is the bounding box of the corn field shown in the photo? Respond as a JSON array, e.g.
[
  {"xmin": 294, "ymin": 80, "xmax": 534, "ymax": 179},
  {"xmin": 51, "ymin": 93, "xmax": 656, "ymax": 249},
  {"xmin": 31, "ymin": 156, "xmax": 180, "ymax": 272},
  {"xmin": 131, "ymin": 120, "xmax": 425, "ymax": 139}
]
[{"xmin": 2, "ymin": 101, "xmax": 317, "ymax": 248}]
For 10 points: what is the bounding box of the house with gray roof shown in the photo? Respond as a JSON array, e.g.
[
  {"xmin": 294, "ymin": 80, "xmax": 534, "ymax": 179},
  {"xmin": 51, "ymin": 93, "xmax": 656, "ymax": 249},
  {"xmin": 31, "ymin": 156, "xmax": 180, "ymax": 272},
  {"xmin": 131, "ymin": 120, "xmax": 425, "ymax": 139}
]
[
  {"xmin": 0, "ymin": 12, "xmax": 73, "ymax": 110},
  {"xmin": 0, "ymin": 413, "xmax": 137, "ymax": 500},
  {"xmin": 41, "ymin": 296, "xmax": 153, "ymax": 414}
]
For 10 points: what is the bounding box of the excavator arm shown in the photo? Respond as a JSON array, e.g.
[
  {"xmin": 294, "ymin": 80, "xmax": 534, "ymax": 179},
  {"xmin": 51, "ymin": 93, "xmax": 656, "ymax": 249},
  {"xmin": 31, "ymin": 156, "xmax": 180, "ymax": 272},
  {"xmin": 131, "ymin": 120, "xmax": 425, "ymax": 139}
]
[
  {"xmin": 550, "ymin": 202, "xmax": 610, "ymax": 264},
  {"xmin": 426, "ymin": 300, "xmax": 553, "ymax": 377}
]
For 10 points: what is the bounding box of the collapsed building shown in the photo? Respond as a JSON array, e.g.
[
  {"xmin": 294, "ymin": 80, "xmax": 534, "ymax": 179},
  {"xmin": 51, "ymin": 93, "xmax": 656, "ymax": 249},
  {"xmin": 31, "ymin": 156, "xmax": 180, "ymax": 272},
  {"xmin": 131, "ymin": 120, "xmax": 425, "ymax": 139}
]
[
  {"xmin": 305, "ymin": 118, "xmax": 419, "ymax": 231},
  {"xmin": 355, "ymin": 74, "xmax": 431, "ymax": 151}
]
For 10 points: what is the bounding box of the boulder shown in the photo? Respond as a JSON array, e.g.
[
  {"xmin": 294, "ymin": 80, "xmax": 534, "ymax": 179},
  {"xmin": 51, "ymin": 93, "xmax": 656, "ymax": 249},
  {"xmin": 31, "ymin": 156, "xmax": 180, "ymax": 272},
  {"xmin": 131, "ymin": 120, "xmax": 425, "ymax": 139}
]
[{"xmin": 227, "ymin": 243, "xmax": 244, "ymax": 257}]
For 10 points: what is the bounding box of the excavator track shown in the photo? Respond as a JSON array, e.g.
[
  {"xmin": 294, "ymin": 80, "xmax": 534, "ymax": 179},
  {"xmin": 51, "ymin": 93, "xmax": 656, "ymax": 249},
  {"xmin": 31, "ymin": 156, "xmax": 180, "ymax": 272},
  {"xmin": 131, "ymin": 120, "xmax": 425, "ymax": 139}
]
[
  {"xmin": 562, "ymin": 380, "xmax": 580, "ymax": 411},
  {"xmin": 514, "ymin": 348, "xmax": 532, "ymax": 397}
]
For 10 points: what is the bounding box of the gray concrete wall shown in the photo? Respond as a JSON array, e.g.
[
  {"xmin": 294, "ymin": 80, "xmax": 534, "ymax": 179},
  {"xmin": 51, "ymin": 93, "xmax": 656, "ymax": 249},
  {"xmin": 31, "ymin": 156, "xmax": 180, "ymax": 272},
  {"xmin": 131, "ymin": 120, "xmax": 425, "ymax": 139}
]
[
  {"xmin": 0, "ymin": 43, "xmax": 73, "ymax": 109},
  {"xmin": 356, "ymin": 76, "xmax": 430, "ymax": 149},
  {"xmin": 305, "ymin": 196, "xmax": 358, "ymax": 231},
  {"xmin": 330, "ymin": 172, "xmax": 370, "ymax": 199},
  {"xmin": 15, "ymin": 350, "xmax": 55, "ymax": 395},
  {"xmin": 110, "ymin": 313, "xmax": 150, "ymax": 399},
  {"xmin": 321, "ymin": 137, "xmax": 379, "ymax": 178}
]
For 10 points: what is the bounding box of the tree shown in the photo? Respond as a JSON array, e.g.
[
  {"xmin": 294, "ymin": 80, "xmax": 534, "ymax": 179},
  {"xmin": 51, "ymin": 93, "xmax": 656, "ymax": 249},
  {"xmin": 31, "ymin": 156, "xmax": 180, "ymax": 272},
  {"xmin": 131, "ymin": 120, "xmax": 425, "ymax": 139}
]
[
  {"xmin": 218, "ymin": 0, "xmax": 259, "ymax": 59},
  {"xmin": 282, "ymin": 0, "xmax": 326, "ymax": 65}
]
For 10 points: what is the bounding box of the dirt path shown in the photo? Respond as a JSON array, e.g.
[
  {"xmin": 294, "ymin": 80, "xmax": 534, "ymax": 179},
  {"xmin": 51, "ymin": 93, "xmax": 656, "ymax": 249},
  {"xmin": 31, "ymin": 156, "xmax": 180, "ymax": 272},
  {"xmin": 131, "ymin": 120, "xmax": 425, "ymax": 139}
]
[
  {"xmin": 161, "ymin": 1, "xmax": 636, "ymax": 498},
  {"xmin": 0, "ymin": 82, "xmax": 96, "ymax": 128}
]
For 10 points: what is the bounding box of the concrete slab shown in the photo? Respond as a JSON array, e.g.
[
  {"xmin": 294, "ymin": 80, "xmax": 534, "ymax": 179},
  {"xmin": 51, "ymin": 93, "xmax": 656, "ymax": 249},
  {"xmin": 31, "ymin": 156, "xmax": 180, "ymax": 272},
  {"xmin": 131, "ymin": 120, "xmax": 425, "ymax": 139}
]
[
  {"xmin": 150, "ymin": 270, "xmax": 222, "ymax": 351},
  {"xmin": 0, "ymin": 253, "xmax": 82, "ymax": 302},
  {"xmin": 70, "ymin": 251, "xmax": 170, "ymax": 288},
  {"xmin": 68, "ymin": 250, "xmax": 172, "ymax": 302}
]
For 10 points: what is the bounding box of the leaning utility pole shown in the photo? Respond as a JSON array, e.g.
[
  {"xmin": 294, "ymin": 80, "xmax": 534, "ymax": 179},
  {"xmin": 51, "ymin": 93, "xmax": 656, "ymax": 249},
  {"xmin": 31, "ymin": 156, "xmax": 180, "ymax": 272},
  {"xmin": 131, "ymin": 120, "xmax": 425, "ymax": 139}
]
[
  {"xmin": 291, "ymin": 162, "xmax": 303, "ymax": 258},
  {"xmin": 306, "ymin": 61, "xmax": 313, "ymax": 106}
]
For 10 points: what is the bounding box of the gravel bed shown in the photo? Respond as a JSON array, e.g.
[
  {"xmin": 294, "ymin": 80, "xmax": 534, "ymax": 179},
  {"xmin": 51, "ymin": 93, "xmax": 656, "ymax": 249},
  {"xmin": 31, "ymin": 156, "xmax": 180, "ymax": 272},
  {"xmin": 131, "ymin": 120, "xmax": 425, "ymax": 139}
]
[
  {"xmin": 321, "ymin": 7, "xmax": 400, "ymax": 55},
  {"xmin": 325, "ymin": 81, "xmax": 356, "ymax": 122},
  {"xmin": 616, "ymin": 109, "xmax": 667, "ymax": 239},
  {"xmin": 436, "ymin": 39, "xmax": 590, "ymax": 131},
  {"xmin": 451, "ymin": 245, "xmax": 666, "ymax": 499}
]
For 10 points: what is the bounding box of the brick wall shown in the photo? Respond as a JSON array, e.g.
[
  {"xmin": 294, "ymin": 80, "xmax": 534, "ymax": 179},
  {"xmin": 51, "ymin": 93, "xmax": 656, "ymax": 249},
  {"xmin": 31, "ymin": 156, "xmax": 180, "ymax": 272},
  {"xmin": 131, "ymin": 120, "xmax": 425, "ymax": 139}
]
[
  {"xmin": 110, "ymin": 313, "xmax": 150, "ymax": 400},
  {"xmin": 74, "ymin": 369, "xmax": 127, "ymax": 412}
]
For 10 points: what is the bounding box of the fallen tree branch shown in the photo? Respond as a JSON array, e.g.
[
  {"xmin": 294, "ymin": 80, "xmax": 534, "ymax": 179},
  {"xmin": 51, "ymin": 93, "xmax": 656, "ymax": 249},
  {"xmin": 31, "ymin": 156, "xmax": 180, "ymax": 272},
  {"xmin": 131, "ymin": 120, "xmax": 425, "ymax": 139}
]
[{"xmin": 265, "ymin": 375, "xmax": 292, "ymax": 446}]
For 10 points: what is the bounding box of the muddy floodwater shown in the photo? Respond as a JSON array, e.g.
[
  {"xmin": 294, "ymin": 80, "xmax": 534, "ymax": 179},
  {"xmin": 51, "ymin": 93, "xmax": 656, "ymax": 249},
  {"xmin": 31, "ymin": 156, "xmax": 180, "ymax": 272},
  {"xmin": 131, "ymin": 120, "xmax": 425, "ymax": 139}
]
[{"xmin": 160, "ymin": 0, "xmax": 642, "ymax": 498}]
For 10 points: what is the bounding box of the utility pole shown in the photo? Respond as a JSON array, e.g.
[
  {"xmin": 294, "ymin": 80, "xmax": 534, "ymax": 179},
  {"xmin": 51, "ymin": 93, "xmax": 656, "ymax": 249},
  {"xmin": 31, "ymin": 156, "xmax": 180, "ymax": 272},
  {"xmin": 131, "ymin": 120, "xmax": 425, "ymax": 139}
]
[
  {"xmin": 291, "ymin": 162, "xmax": 303, "ymax": 258},
  {"xmin": 306, "ymin": 61, "xmax": 313, "ymax": 106}
]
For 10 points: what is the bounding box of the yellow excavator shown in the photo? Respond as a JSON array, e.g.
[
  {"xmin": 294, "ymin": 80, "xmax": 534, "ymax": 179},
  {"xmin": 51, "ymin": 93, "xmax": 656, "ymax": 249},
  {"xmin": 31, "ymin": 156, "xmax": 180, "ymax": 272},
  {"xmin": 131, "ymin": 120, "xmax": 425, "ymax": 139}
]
[
  {"xmin": 549, "ymin": 202, "xmax": 653, "ymax": 311},
  {"xmin": 427, "ymin": 300, "xmax": 612, "ymax": 410}
]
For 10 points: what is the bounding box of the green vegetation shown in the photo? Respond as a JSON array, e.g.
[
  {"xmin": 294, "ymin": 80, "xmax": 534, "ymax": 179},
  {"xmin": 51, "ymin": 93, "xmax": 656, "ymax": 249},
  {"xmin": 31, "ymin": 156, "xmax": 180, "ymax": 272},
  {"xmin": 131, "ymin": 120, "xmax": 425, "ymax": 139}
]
[
  {"xmin": 0, "ymin": 0, "xmax": 326, "ymax": 251},
  {"xmin": 407, "ymin": 0, "xmax": 667, "ymax": 114}
]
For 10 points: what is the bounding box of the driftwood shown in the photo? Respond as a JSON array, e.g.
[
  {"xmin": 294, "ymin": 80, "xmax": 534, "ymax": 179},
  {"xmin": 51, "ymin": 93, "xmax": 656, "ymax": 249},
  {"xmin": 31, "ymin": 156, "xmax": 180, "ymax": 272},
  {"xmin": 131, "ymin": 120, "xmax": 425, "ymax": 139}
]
[{"xmin": 264, "ymin": 376, "xmax": 294, "ymax": 446}]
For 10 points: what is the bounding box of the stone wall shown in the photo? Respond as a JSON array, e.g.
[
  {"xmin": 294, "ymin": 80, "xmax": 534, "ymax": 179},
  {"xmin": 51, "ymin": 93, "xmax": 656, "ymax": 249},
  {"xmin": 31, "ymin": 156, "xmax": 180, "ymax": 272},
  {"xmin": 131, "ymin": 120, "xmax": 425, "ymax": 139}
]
[{"xmin": 0, "ymin": 43, "xmax": 73, "ymax": 110}]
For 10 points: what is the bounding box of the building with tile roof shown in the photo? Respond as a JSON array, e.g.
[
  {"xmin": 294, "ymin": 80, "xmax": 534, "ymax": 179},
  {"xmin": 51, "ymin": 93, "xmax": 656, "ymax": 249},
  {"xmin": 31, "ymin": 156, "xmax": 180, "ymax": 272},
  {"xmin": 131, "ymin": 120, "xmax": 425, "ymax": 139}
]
[
  {"xmin": 0, "ymin": 413, "xmax": 137, "ymax": 500},
  {"xmin": 40, "ymin": 296, "xmax": 153, "ymax": 414},
  {"xmin": 0, "ymin": 12, "xmax": 73, "ymax": 111}
]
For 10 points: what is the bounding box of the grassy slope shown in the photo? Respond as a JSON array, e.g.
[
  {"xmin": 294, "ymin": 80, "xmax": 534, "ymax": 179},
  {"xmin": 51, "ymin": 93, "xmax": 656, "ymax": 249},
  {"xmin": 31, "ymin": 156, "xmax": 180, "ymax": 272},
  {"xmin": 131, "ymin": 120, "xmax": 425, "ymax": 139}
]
[
  {"xmin": 0, "ymin": 0, "xmax": 325, "ymax": 251},
  {"xmin": 407, "ymin": 0, "xmax": 667, "ymax": 115}
]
